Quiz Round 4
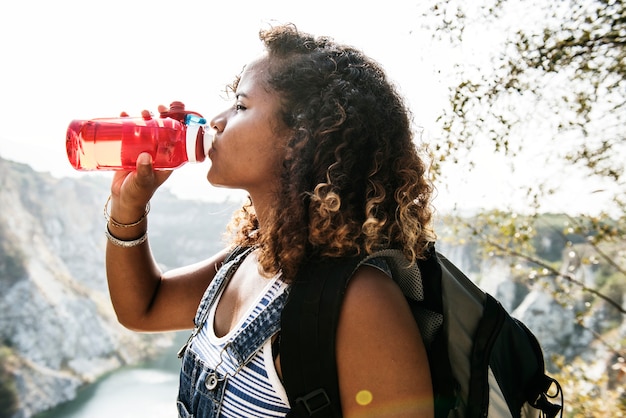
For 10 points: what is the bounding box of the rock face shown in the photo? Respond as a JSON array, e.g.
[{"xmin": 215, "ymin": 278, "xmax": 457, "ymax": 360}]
[
  {"xmin": 1, "ymin": 156, "xmax": 623, "ymax": 417},
  {"xmin": 0, "ymin": 157, "xmax": 235, "ymax": 418}
]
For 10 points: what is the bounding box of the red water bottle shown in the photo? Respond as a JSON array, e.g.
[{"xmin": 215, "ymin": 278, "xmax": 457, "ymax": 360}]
[{"xmin": 66, "ymin": 101, "xmax": 213, "ymax": 170}]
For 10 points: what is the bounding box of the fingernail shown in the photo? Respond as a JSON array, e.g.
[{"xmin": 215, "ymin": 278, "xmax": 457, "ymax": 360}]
[{"xmin": 137, "ymin": 153, "xmax": 151, "ymax": 165}]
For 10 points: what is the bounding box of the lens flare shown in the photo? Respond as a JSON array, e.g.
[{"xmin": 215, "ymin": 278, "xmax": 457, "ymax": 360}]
[{"xmin": 356, "ymin": 390, "xmax": 373, "ymax": 406}]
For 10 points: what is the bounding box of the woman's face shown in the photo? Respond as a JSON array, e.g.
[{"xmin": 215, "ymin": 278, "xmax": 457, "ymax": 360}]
[{"xmin": 207, "ymin": 55, "xmax": 290, "ymax": 198}]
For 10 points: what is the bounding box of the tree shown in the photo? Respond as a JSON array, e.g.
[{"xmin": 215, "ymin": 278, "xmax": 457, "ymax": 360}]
[
  {"xmin": 430, "ymin": 1, "xmax": 622, "ymax": 165},
  {"xmin": 423, "ymin": 0, "xmax": 624, "ymax": 205},
  {"xmin": 418, "ymin": 0, "xmax": 625, "ymax": 414},
  {"xmin": 422, "ymin": 0, "xmax": 625, "ymax": 314}
]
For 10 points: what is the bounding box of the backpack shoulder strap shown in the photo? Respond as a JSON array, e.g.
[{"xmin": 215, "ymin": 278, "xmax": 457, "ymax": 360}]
[{"xmin": 280, "ymin": 255, "xmax": 362, "ymax": 418}]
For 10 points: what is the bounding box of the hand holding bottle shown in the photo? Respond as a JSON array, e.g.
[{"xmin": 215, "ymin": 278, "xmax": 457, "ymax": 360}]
[{"xmin": 107, "ymin": 150, "xmax": 172, "ymax": 226}]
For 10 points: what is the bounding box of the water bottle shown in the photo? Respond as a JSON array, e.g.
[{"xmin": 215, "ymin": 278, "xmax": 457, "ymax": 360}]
[{"xmin": 66, "ymin": 101, "xmax": 214, "ymax": 170}]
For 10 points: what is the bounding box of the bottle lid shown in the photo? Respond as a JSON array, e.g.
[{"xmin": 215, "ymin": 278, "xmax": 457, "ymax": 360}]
[
  {"xmin": 186, "ymin": 124, "xmax": 204, "ymax": 163},
  {"xmin": 160, "ymin": 101, "xmax": 204, "ymax": 123}
]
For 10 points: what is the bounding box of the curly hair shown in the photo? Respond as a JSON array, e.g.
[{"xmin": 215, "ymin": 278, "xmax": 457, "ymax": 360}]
[{"xmin": 226, "ymin": 24, "xmax": 436, "ymax": 282}]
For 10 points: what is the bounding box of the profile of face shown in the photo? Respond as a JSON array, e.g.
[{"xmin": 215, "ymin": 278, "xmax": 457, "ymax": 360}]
[{"xmin": 207, "ymin": 55, "xmax": 290, "ymax": 198}]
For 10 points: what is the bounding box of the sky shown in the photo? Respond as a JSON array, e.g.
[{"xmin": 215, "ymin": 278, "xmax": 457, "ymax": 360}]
[
  {"xmin": 0, "ymin": 0, "xmax": 616, "ymax": 215},
  {"xmin": 1, "ymin": 0, "xmax": 450, "ymax": 202}
]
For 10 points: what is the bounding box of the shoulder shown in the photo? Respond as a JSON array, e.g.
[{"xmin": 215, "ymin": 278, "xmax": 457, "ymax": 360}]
[
  {"xmin": 336, "ymin": 264, "xmax": 434, "ymax": 417},
  {"xmin": 339, "ymin": 263, "xmax": 416, "ymax": 340},
  {"xmin": 344, "ymin": 263, "xmax": 402, "ymax": 311}
]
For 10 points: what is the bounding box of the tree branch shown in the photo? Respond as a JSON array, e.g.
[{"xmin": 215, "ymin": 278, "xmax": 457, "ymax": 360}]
[{"xmin": 480, "ymin": 234, "xmax": 626, "ymax": 314}]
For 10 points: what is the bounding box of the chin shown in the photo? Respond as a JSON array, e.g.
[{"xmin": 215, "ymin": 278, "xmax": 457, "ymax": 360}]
[{"xmin": 207, "ymin": 173, "xmax": 229, "ymax": 189}]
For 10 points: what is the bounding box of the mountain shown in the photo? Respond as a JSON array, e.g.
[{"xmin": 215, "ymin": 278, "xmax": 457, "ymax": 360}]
[
  {"xmin": 0, "ymin": 157, "xmax": 238, "ymax": 418},
  {"xmin": 1, "ymin": 156, "xmax": 623, "ymax": 417}
]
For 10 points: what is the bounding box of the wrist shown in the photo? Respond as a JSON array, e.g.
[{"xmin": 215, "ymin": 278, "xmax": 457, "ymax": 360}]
[
  {"xmin": 105, "ymin": 225, "xmax": 148, "ymax": 248},
  {"xmin": 104, "ymin": 195, "xmax": 150, "ymax": 229}
]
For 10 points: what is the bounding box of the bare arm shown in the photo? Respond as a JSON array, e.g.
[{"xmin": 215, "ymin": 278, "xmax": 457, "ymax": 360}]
[
  {"xmin": 105, "ymin": 152, "xmax": 225, "ymax": 332},
  {"xmin": 106, "ymin": 241, "xmax": 227, "ymax": 332},
  {"xmin": 336, "ymin": 266, "xmax": 434, "ymax": 418}
]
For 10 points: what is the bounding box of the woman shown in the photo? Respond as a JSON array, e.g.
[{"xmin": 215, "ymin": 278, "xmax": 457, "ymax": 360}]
[{"xmin": 105, "ymin": 24, "xmax": 435, "ymax": 417}]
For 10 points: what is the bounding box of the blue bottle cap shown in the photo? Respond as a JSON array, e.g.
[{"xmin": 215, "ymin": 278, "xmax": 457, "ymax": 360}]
[{"xmin": 185, "ymin": 114, "xmax": 207, "ymax": 125}]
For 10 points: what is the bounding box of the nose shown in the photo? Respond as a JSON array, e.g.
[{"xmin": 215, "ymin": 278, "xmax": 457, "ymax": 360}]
[{"xmin": 209, "ymin": 108, "xmax": 229, "ymax": 133}]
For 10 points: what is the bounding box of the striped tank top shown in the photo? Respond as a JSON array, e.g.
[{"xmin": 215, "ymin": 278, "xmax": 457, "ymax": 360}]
[{"xmin": 189, "ymin": 269, "xmax": 291, "ymax": 417}]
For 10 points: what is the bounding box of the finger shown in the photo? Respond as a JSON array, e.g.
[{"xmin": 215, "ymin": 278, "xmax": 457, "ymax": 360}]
[
  {"xmin": 135, "ymin": 152, "xmax": 155, "ymax": 185},
  {"xmin": 134, "ymin": 153, "xmax": 172, "ymax": 189},
  {"xmin": 110, "ymin": 170, "xmax": 132, "ymax": 197}
]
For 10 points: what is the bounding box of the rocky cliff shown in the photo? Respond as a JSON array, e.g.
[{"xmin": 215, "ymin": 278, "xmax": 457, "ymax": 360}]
[
  {"xmin": 1, "ymin": 156, "xmax": 623, "ymax": 417},
  {"xmin": 0, "ymin": 157, "xmax": 236, "ymax": 418}
]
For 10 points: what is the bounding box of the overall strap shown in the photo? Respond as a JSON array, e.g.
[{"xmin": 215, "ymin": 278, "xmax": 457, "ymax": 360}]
[
  {"xmin": 178, "ymin": 245, "xmax": 254, "ymax": 359},
  {"xmin": 193, "ymin": 245, "xmax": 254, "ymax": 327},
  {"xmin": 280, "ymin": 255, "xmax": 362, "ymax": 418},
  {"xmin": 225, "ymin": 289, "xmax": 289, "ymax": 367}
]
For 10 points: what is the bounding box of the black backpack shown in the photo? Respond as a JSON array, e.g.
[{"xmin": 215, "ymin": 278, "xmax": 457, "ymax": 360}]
[{"xmin": 279, "ymin": 244, "xmax": 563, "ymax": 418}]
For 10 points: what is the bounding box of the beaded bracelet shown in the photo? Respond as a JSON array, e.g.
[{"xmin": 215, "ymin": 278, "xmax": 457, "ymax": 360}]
[
  {"xmin": 105, "ymin": 225, "xmax": 148, "ymax": 248},
  {"xmin": 103, "ymin": 195, "xmax": 150, "ymax": 228}
]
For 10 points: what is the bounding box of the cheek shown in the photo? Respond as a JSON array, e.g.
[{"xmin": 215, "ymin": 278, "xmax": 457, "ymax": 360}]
[
  {"xmin": 263, "ymin": 135, "xmax": 287, "ymax": 162},
  {"xmin": 250, "ymin": 143, "xmax": 287, "ymax": 181}
]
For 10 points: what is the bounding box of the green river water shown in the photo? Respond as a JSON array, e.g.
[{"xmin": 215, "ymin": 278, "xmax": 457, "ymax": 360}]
[{"xmin": 34, "ymin": 333, "xmax": 186, "ymax": 418}]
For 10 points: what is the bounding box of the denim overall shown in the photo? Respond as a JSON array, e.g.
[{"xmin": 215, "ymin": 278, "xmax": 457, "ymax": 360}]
[{"xmin": 176, "ymin": 247, "xmax": 291, "ymax": 417}]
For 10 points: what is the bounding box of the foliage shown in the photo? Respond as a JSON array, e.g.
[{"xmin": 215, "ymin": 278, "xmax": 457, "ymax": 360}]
[
  {"xmin": 424, "ymin": 0, "xmax": 625, "ymax": 209},
  {"xmin": 0, "ymin": 346, "xmax": 18, "ymax": 418},
  {"xmin": 420, "ymin": 0, "xmax": 626, "ymax": 309},
  {"xmin": 446, "ymin": 211, "xmax": 625, "ymax": 314},
  {"xmin": 552, "ymin": 355, "xmax": 626, "ymax": 417},
  {"xmin": 419, "ymin": 1, "xmax": 626, "ymax": 413}
]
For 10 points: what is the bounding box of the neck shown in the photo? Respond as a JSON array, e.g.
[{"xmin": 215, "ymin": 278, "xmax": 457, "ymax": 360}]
[{"xmin": 247, "ymin": 190, "xmax": 275, "ymax": 232}]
